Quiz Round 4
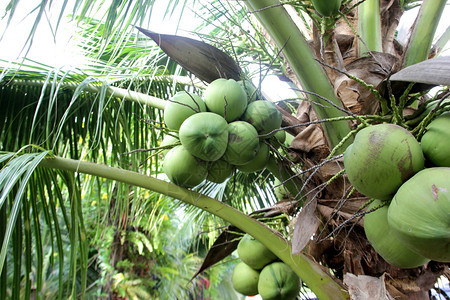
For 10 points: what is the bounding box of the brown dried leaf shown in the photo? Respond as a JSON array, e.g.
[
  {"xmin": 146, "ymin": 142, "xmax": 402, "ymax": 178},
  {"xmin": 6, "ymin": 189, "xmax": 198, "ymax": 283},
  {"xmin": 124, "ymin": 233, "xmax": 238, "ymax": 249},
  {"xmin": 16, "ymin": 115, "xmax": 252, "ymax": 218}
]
[
  {"xmin": 292, "ymin": 198, "xmax": 320, "ymax": 254},
  {"xmin": 335, "ymin": 52, "xmax": 399, "ymax": 115},
  {"xmin": 250, "ymin": 201, "xmax": 298, "ymax": 218},
  {"xmin": 136, "ymin": 27, "xmax": 242, "ymax": 83},
  {"xmin": 317, "ymin": 204, "xmax": 364, "ymax": 227},
  {"xmin": 318, "ymin": 197, "xmax": 369, "ymax": 215},
  {"xmin": 191, "ymin": 225, "xmax": 242, "ymax": 279},
  {"xmin": 290, "ymin": 124, "xmax": 325, "ymax": 153},
  {"xmin": 343, "ymin": 273, "xmax": 394, "ymax": 300}
]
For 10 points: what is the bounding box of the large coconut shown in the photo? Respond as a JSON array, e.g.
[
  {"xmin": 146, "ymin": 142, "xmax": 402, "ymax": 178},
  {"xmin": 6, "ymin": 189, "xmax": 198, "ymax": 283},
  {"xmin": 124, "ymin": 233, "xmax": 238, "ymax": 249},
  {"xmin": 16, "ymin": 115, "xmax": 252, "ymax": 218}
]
[
  {"xmin": 387, "ymin": 167, "xmax": 450, "ymax": 262},
  {"xmin": 237, "ymin": 234, "xmax": 278, "ymax": 270},
  {"xmin": 344, "ymin": 124, "xmax": 424, "ymax": 200},
  {"xmin": 242, "ymin": 100, "xmax": 282, "ymax": 138},
  {"xmin": 223, "ymin": 121, "xmax": 260, "ymax": 166},
  {"xmin": 163, "ymin": 91, "xmax": 206, "ymax": 130},
  {"xmin": 203, "ymin": 78, "xmax": 248, "ymax": 122},
  {"xmin": 179, "ymin": 112, "xmax": 229, "ymax": 161},
  {"xmin": 163, "ymin": 145, "xmax": 207, "ymax": 187},
  {"xmin": 364, "ymin": 199, "xmax": 430, "ymax": 268},
  {"xmin": 237, "ymin": 142, "xmax": 270, "ymax": 173},
  {"xmin": 421, "ymin": 112, "xmax": 450, "ymax": 167},
  {"xmin": 257, "ymin": 262, "xmax": 301, "ymax": 300},
  {"xmin": 231, "ymin": 261, "xmax": 260, "ymax": 296}
]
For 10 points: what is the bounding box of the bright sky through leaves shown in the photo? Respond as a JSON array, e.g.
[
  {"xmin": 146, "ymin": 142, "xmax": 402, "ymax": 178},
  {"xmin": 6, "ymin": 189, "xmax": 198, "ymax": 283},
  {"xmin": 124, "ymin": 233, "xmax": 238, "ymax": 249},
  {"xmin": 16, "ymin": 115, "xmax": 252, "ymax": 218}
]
[{"xmin": 1, "ymin": 1, "xmax": 449, "ymax": 101}]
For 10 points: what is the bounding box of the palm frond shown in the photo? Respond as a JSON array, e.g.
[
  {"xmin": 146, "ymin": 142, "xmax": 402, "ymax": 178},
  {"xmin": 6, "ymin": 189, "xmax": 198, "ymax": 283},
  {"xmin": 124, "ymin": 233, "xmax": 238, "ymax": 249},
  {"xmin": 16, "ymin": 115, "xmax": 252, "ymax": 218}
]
[{"xmin": 0, "ymin": 57, "xmax": 201, "ymax": 298}]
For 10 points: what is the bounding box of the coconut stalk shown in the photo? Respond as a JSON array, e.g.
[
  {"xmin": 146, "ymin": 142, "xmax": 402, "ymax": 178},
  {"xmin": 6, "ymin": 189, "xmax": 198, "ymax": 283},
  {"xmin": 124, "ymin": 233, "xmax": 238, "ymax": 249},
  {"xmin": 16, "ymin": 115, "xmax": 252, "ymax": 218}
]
[
  {"xmin": 402, "ymin": 0, "xmax": 447, "ymax": 67},
  {"xmin": 244, "ymin": 0, "xmax": 352, "ymax": 152},
  {"xmin": 38, "ymin": 156, "xmax": 349, "ymax": 300},
  {"xmin": 358, "ymin": 0, "xmax": 383, "ymax": 56}
]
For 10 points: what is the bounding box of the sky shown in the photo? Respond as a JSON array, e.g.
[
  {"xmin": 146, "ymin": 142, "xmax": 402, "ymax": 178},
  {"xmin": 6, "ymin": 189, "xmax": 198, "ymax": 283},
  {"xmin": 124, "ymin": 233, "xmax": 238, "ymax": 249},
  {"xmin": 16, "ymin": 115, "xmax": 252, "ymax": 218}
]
[{"xmin": 0, "ymin": 0, "xmax": 196, "ymax": 68}]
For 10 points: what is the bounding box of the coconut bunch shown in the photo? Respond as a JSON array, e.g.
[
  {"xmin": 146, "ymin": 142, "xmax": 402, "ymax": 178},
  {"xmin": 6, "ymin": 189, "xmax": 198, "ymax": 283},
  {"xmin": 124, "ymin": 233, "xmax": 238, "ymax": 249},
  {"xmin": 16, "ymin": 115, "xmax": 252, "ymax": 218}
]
[
  {"xmin": 162, "ymin": 78, "xmax": 285, "ymax": 188},
  {"xmin": 343, "ymin": 120, "xmax": 450, "ymax": 268},
  {"xmin": 231, "ymin": 234, "xmax": 301, "ymax": 299}
]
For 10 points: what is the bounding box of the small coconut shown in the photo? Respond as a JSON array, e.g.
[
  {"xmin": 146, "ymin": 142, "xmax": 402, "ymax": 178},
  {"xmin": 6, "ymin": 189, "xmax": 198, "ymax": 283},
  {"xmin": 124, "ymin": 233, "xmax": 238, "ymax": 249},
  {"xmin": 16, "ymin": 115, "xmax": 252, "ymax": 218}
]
[
  {"xmin": 238, "ymin": 79, "xmax": 260, "ymax": 102},
  {"xmin": 311, "ymin": 0, "xmax": 342, "ymax": 17},
  {"xmin": 163, "ymin": 145, "xmax": 207, "ymax": 187},
  {"xmin": 274, "ymin": 130, "xmax": 286, "ymax": 144},
  {"xmin": 203, "ymin": 78, "xmax": 248, "ymax": 122},
  {"xmin": 237, "ymin": 142, "xmax": 270, "ymax": 173},
  {"xmin": 421, "ymin": 112, "xmax": 450, "ymax": 167},
  {"xmin": 258, "ymin": 262, "xmax": 301, "ymax": 300},
  {"xmin": 206, "ymin": 159, "xmax": 234, "ymax": 183},
  {"xmin": 160, "ymin": 134, "xmax": 179, "ymax": 156},
  {"xmin": 223, "ymin": 121, "xmax": 260, "ymax": 165},
  {"xmin": 242, "ymin": 100, "xmax": 282, "ymax": 138},
  {"xmin": 231, "ymin": 261, "xmax": 260, "ymax": 296},
  {"xmin": 163, "ymin": 91, "xmax": 206, "ymax": 130},
  {"xmin": 237, "ymin": 234, "xmax": 278, "ymax": 270}
]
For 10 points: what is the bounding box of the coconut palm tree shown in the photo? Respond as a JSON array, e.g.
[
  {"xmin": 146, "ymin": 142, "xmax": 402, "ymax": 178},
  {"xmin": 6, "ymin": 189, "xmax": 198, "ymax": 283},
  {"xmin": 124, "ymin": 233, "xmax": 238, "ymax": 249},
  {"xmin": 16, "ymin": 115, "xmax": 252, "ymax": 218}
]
[{"xmin": 1, "ymin": 0, "xmax": 449, "ymax": 299}]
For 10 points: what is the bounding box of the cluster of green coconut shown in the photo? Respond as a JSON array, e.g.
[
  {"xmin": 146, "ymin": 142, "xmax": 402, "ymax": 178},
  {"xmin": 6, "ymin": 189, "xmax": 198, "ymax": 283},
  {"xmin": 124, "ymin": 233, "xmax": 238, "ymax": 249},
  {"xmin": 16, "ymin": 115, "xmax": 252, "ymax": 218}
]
[
  {"xmin": 231, "ymin": 234, "xmax": 301, "ymax": 299},
  {"xmin": 162, "ymin": 78, "xmax": 285, "ymax": 188},
  {"xmin": 343, "ymin": 116, "xmax": 450, "ymax": 268}
]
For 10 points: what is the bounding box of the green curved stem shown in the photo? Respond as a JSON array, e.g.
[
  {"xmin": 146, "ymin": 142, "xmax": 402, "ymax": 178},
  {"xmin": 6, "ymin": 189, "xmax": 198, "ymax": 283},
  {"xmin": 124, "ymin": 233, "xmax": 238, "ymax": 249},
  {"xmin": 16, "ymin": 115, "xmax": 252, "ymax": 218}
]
[
  {"xmin": 38, "ymin": 156, "xmax": 349, "ymax": 300},
  {"xmin": 402, "ymin": 0, "xmax": 447, "ymax": 67},
  {"xmin": 358, "ymin": 0, "xmax": 382, "ymax": 56},
  {"xmin": 244, "ymin": 0, "xmax": 352, "ymax": 152}
]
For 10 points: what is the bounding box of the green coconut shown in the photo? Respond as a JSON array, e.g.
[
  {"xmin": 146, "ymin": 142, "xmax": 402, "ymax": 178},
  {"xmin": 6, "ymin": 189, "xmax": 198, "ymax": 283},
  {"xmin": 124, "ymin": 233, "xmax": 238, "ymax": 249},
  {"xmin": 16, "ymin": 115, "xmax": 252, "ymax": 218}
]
[
  {"xmin": 231, "ymin": 261, "xmax": 260, "ymax": 296},
  {"xmin": 311, "ymin": 0, "xmax": 342, "ymax": 17},
  {"xmin": 387, "ymin": 167, "xmax": 450, "ymax": 262},
  {"xmin": 274, "ymin": 178, "xmax": 289, "ymax": 201},
  {"xmin": 274, "ymin": 130, "xmax": 286, "ymax": 144},
  {"xmin": 364, "ymin": 199, "xmax": 430, "ymax": 268},
  {"xmin": 285, "ymin": 132, "xmax": 294, "ymax": 147},
  {"xmin": 235, "ymin": 41, "xmax": 247, "ymax": 56},
  {"xmin": 258, "ymin": 262, "xmax": 301, "ymax": 300},
  {"xmin": 238, "ymin": 80, "xmax": 260, "ymax": 102},
  {"xmin": 160, "ymin": 134, "xmax": 179, "ymax": 156},
  {"xmin": 163, "ymin": 91, "xmax": 206, "ymax": 130},
  {"xmin": 421, "ymin": 112, "xmax": 450, "ymax": 167},
  {"xmin": 237, "ymin": 234, "xmax": 278, "ymax": 270},
  {"xmin": 237, "ymin": 142, "xmax": 270, "ymax": 173},
  {"xmin": 242, "ymin": 100, "xmax": 282, "ymax": 138},
  {"xmin": 344, "ymin": 124, "xmax": 424, "ymax": 200},
  {"xmin": 163, "ymin": 145, "xmax": 207, "ymax": 187},
  {"xmin": 206, "ymin": 159, "xmax": 234, "ymax": 183},
  {"xmin": 203, "ymin": 78, "xmax": 248, "ymax": 122},
  {"xmin": 179, "ymin": 112, "xmax": 229, "ymax": 161},
  {"xmin": 223, "ymin": 121, "xmax": 260, "ymax": 165}
]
